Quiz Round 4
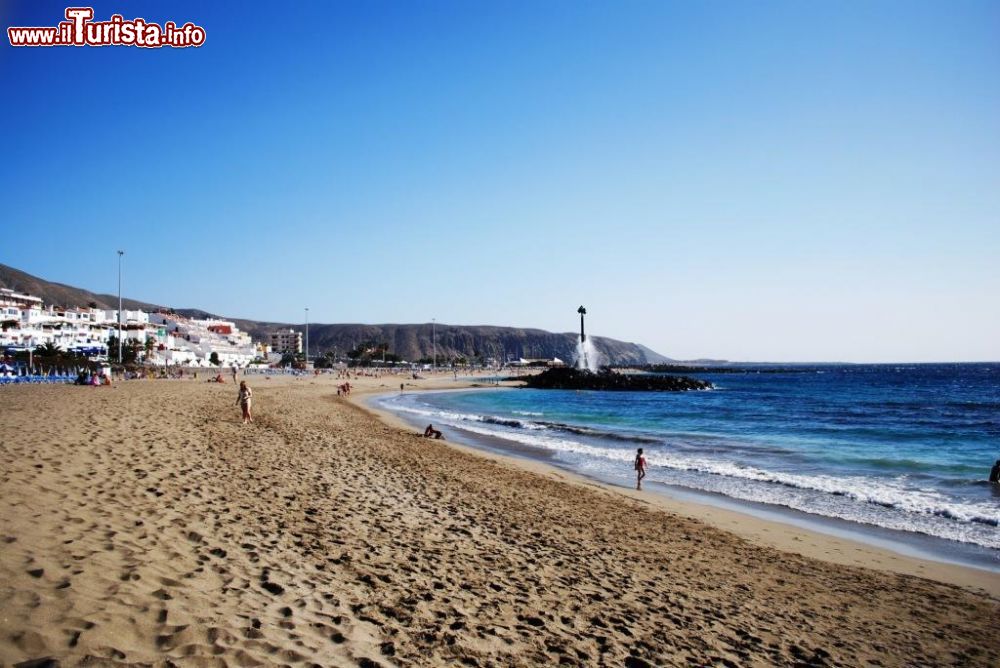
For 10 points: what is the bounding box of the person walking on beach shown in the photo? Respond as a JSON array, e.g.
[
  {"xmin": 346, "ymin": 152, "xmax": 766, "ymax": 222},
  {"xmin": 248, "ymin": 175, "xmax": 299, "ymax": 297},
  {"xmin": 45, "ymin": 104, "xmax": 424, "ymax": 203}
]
[
  {"xmin": 634, "ymin": 448, "xmax": 647, "ymax": 490},
  {"xmin": 236, "ymin": 381, "xmax": 253, "ymax": 424}
]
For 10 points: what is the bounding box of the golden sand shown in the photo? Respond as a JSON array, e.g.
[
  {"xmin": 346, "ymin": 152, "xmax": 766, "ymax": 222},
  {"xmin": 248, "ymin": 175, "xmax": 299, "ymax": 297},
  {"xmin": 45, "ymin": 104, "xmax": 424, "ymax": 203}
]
[{"xmin": 1, "ymin": 375, "xmax": 997, "ymax": 666}]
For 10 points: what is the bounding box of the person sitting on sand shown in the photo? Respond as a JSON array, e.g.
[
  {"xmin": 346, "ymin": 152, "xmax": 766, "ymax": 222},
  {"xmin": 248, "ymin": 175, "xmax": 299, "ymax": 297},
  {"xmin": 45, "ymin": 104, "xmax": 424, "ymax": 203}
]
[
  {"xmin": 635, "ymin": 447, "xmax": 647, "ymax": 490},
  {"xmin": 990, "ymin": 459, "xmax": 1000, "ymax": 484},
  {"xmin": 236, "ymin": 381, "xmax": 253, "ymax": 424},
  {"xmin": 423, "ymin": 424, "xmax": 443, "ymax": 439}
]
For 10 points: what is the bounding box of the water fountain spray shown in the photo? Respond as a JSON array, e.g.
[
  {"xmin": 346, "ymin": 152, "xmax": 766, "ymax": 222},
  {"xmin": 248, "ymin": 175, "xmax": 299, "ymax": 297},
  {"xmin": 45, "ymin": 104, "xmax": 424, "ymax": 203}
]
[{"xmin": 575, "ymin": 305, "xmax": 599, "ymax": 372}]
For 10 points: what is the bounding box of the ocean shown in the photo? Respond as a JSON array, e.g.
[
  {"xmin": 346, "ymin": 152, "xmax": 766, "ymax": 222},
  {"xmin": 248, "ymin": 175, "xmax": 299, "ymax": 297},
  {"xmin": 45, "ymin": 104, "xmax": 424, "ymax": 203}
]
[{"xmin": 375, "ymin": 363, "xmax": 999, "ymax": 568}]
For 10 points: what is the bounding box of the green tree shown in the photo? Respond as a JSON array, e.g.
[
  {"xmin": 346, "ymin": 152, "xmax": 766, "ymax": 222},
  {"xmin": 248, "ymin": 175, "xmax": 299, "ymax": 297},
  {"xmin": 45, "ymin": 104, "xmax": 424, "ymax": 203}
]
[
  {"xmin": 124, "ymin": 339, "xmax": 142, "ymax": 365},
  {"xmin": 106, "ymin": 336, "xmax": 141, "ymax": 365},
  {"xmin": 314, "ymin": 352, "xmax": 339, "ymax": 369},
  {"xmin": 209, "ymin": 352, "xmax": 221, "ymax": 366}
]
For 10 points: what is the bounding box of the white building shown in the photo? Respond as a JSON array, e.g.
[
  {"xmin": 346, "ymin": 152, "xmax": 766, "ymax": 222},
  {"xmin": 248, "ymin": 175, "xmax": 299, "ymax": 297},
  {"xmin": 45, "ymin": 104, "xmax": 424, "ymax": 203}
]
[
  {"xmin": 104, "ymin": 309, "xmax": 150, "ymax": 327},
  {"xmin": 0, "ymin": 301, "xmax": 111, "ymax": 355},
  {"xmin": 0, "ymin": 289, "xmax": 258, "ymax": 366},
  {"xmin": 0, "ymin": 288, "xmax": 42, "ymax": 310},
  {"xmin": 144, "ymin": 313, "xmax": 257, "ymax": 367}
]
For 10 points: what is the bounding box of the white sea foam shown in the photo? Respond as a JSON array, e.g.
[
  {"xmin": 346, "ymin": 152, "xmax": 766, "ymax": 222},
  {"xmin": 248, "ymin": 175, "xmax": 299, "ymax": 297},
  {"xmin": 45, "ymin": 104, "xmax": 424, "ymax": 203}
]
[
  {"xmin": 384, "ymin": 398, "xmax": 1000, "ymax": 548},
  {"xmin": 656, "ymin": 470, "xmax": 1000, "ymax": 548},
  {"xmin": 575, "ymin": 337, "xmax": 601, "ymax": 372},
  {"xmin": 645, "ymin": 454, "xmax": 1000, "ymax": 528}
]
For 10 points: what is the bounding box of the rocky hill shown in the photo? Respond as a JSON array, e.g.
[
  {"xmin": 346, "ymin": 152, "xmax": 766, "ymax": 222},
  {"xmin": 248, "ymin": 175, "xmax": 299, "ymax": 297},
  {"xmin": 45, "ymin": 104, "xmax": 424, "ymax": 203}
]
[
  {"xmin": 0, "ymin": 263, "xmax": 160, "ymax": 312},
  {"xmin": 0, "ymin": 263, "xmax": 672, "ymax": 365},
  {"xmin": 238, "ymin": 321, "xmax": 671, "ymax": 366}
]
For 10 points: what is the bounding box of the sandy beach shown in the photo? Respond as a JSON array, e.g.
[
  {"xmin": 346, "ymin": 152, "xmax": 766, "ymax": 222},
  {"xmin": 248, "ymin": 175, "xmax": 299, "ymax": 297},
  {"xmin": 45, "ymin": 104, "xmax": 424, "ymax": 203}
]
[{"xmin": 2, "ymin": 374, "xmax": 998, "ymax": 667}]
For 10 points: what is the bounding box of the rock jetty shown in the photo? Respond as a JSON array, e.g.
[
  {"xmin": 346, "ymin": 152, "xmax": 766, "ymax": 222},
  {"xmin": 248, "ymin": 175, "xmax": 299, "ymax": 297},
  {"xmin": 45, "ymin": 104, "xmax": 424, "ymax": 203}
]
[{"xmin": 523, "ymin": 367, "xmax": 712, "ymax": 392}]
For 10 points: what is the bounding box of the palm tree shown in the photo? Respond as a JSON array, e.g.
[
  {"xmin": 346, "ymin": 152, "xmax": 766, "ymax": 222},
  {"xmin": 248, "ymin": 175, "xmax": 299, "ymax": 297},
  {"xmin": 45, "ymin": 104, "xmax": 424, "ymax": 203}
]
[{"xmin": 34, "ymin": 342, "xmax": 61, "ymax": 358}]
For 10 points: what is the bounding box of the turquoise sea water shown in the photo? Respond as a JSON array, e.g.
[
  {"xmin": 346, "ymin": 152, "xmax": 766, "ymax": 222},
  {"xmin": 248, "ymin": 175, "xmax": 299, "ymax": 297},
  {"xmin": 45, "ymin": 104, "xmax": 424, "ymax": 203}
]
[{"xmin": 376, "ymin": 364, "xmax": 999, "ymax": 561}]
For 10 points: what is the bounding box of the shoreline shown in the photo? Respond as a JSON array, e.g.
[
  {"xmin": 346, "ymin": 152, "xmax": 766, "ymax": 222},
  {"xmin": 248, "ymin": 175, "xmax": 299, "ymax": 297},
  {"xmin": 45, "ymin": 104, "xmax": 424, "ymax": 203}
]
[
  {"xmin": 353, "ymin": 377, "xmax": 1000, "ymax": 598},
  {"xmin": 2, "ymin": 375, "xmax": 998, "ymax": 666}
]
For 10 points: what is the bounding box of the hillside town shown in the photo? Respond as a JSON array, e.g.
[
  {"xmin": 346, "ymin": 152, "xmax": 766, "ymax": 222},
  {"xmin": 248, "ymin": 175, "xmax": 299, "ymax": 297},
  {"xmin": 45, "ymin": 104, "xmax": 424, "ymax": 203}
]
[{"xmin": 0, "ymin": 287, "xmax": 269, "ymax": 370}]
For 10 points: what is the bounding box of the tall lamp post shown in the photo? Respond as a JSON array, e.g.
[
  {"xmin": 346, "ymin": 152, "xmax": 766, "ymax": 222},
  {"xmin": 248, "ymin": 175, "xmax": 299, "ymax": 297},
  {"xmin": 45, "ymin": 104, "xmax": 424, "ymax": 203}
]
[
  {"xmin": 117, "ymin": 250, "xmax": 125, "ymax": 364},
  {"xmin": 432, "ymin": 318, "xmax": 436, "ymax": 370},
  {"xmin": 304, "ymin": 307, "xmax": 309, "ymax": 366}
]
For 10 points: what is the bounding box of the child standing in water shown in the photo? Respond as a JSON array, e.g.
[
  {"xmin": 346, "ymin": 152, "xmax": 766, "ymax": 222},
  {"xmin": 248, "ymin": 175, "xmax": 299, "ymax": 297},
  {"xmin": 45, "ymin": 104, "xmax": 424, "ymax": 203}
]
[
  {"xmin": 237, "ymin": 381, "xmax": 253, "ymax": 424},
  {"xmin": 634, "ymin": 448, "xmax": 647, "ymax": 490}
]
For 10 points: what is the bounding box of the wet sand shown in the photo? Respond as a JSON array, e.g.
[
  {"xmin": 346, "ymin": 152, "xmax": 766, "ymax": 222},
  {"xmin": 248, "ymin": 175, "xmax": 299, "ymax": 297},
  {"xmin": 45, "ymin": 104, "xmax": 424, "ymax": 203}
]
[{"xmin": 1, "ymin": 374, "xmax": 997, "ymax": 666}]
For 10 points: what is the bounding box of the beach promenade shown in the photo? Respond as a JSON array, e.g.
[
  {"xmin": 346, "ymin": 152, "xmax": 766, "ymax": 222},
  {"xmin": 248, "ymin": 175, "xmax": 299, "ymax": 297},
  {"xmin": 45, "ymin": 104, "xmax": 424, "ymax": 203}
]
[{"xmin": 1, "ymin": 375, "xmax": 997, "ymax": 666}]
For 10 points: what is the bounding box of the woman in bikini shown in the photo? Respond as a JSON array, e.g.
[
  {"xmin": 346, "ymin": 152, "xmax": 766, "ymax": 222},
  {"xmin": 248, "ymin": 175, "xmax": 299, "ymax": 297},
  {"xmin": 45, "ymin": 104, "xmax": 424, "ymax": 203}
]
[{"xmin": 237, "ymin": 381, "xmax": 253, "ymax": 424}]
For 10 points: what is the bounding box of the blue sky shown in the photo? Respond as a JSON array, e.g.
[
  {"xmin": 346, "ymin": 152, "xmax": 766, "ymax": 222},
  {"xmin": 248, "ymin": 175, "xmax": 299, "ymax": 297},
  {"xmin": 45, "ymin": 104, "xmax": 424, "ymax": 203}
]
[{"xmin": 2, "ymin": 1, "xmax": 997, "ymax": 362}]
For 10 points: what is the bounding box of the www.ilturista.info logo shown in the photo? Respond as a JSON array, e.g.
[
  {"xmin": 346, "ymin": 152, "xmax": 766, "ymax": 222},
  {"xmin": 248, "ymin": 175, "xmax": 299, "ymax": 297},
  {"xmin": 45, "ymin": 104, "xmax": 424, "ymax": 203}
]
[{"xmin": 8, "ymin": 7, "xmax": 205, "ymax": 48}]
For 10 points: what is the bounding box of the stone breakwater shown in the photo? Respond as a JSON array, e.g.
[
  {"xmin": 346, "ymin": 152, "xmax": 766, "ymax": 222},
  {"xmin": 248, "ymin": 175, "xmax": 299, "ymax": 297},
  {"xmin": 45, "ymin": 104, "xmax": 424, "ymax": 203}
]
[{"xmin": 523, "ymin": 367, "xmax": 712, "ymax": 391}]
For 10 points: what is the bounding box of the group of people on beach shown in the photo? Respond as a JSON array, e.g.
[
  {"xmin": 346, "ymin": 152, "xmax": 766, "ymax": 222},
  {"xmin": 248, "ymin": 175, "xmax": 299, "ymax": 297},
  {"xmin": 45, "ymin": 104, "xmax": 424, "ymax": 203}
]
[{"xmin": 75, "ymin": 370, "xmax": 111, "ymax": 386}]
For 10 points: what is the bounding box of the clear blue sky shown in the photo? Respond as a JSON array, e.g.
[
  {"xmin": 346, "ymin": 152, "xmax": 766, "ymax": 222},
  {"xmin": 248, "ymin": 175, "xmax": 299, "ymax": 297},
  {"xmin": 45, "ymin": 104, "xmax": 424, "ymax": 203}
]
[{"xmin": 2, "ymin": 1, "xmax": 997, "ymax": 362}]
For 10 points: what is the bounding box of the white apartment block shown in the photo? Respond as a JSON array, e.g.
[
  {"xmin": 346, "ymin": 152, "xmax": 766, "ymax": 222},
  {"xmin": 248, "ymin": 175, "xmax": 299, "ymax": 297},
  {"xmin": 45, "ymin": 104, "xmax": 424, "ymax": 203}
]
[{"xmin": 1, "ymin": 289, "xmax": 259, "ymax": 367}]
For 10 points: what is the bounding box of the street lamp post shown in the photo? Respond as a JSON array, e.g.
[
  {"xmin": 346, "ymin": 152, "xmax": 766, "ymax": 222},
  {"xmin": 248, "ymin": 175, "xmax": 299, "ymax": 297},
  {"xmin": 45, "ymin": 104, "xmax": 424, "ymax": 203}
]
[
  {"xmin": 305, "ymin": 307, "xmax": 309, "ymax": 365},
  {"xmin": 432, "ymin": 318, "xmax": 436, "ymax": 370},
  {"xmin": 117, "ymin": 250, "xmax": 124, "ymax": 364}
]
